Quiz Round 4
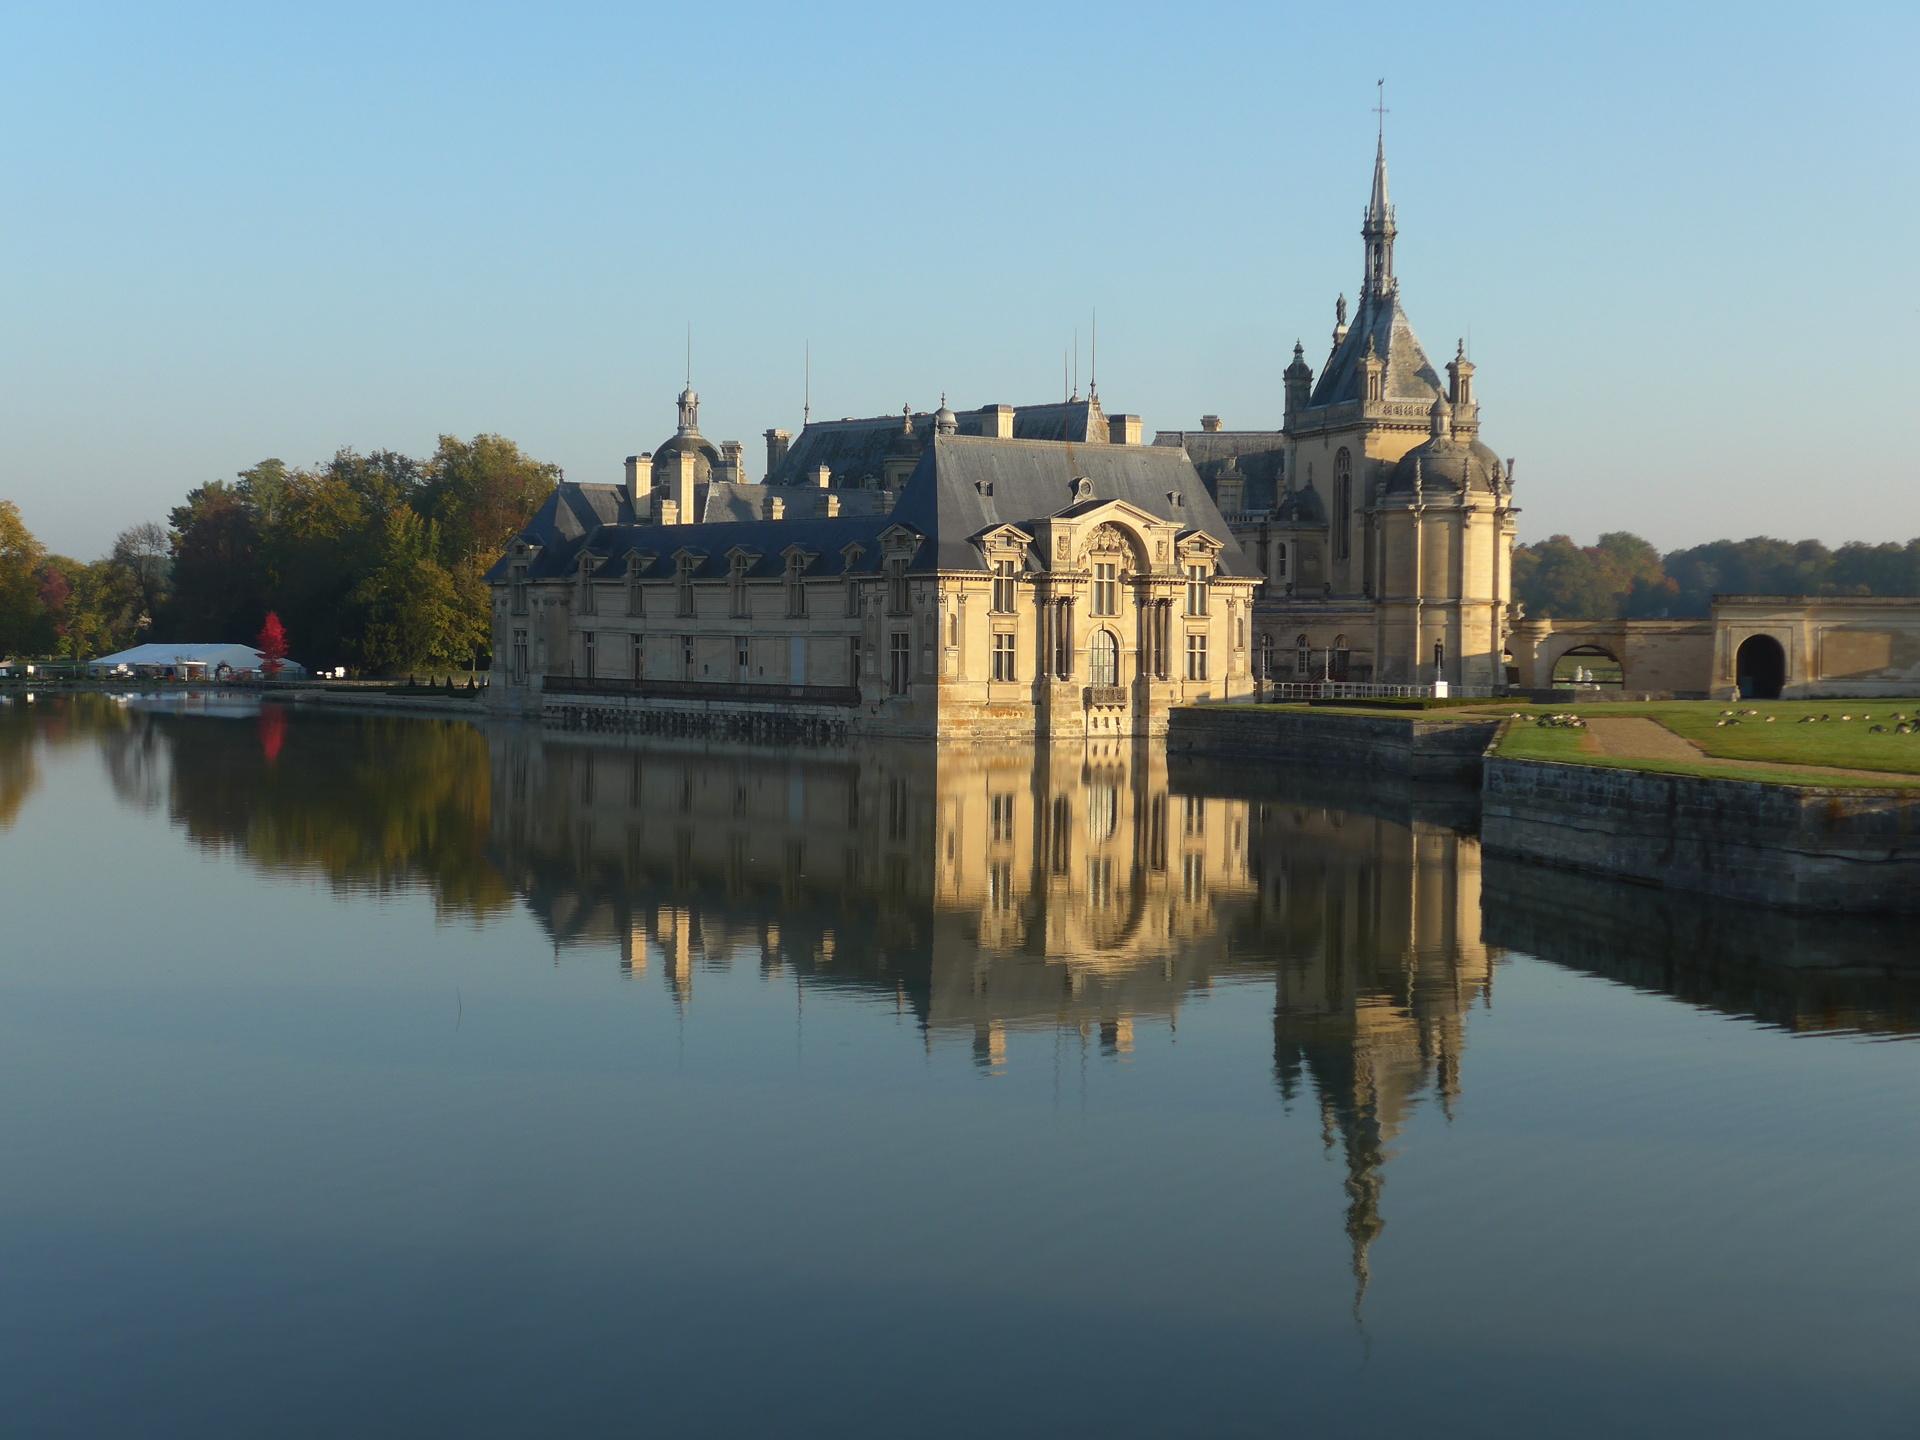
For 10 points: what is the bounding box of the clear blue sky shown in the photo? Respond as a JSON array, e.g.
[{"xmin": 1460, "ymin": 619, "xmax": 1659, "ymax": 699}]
[{"xmin": 3, "ymin": 0, "xmax": 1914, "ymax": 558}]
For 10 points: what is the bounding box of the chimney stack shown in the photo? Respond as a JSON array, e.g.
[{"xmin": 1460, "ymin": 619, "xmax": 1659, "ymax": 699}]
[
  {"xmin": 625, "ymin": 453, "xmax": 651, "ymax": 512},
  {"xmin": 1109, "ymin": 414, "xmax": 1142, "ymax": 445},
  {"xmin": 812, "ymin": 463, "xmax": 832, "ymax": 489},
  {"xmin": 657, "ymin": 497, "xmax": 680, "ymax": 526},
  {"xmin": 718, "ymin": 440, "xmax": 745, "ymax": 484},
  {"xmin": 764, "ymin": 428, "xmax": 792, "ymax": 480},
  {"xmin": 673, "ymin": 450, "xmax": 697, "ymax": 523},
  {"xmin": 1201, "ymin": 415, "xmax": 1223, "ymax": 433},
  {"xmin": 823, "ymin": 493, "xmax": 841, "ymax": 518},
  {"xmin": 768, "ymin": 496, "xmax": 786, "ymax": 521},
  {"xmin": 982, "ymin": 404, "xmax": 1015, "ymax": 439}
]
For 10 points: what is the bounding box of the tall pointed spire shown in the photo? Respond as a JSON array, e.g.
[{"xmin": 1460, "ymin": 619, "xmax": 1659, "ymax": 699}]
[{"xmin": 1363, "ymin": 80, "xmax": 1397, "ymax": 298}]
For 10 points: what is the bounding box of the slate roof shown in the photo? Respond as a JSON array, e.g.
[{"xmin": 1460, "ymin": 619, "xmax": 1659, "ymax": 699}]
[
  {"xmin": 765, "ymin": 399, "xmax": 1108, "ymax": 487},
  {"xmin": 493, "ymin": 434, "xmax": 1253, "ymax": 584},
  {"xmin": 890, "ymin": 435, "xmax": 1257, "ymax": 577},
  {"xmin": 1307, "ymin": 290, "xmax": 1444, "ymax": 409},
  {"xmin": 1152, "ymin": 429, "xmax": 1287, "ymax": 513}
]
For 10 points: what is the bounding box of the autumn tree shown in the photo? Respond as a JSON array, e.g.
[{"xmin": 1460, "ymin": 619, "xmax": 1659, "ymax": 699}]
[
  {"xmin": 257, "ymin": 611, "xmax": 289, "ymax": 677},
  {"xmin": 0, "ymin": 500, "xmax": 47, "ymax": 655}
]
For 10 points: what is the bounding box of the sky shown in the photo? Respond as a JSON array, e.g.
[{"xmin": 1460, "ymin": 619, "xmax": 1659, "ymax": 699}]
[{"xmin": 2, "ymin": 0, "xmax": 1916, "ymax": 560}]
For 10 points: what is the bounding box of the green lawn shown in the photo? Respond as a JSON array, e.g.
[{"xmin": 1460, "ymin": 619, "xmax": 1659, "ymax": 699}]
[{"xmin": 1492, "ymin": 699, "xmax": 1920, "ymax": 786}]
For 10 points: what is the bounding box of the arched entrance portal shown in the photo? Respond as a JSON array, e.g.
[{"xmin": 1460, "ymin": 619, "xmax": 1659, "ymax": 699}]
[
  {"xmin": 1736, "ymin": 635, "xmax": 1786, "ymax": 699},
  {"xmin": 1552, "ymin": 644, "xmax": 1624, "ymax": 688}
]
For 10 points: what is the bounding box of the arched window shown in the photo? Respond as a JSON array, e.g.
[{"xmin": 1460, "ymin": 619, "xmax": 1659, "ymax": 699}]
[
  {"xmin": 1089, "ymin": 629, "xmax": 1119, "ymax": 688},
  {"xmin": 1259, "ymin": 633, "xmax": 1275, "ymax": 679},
  {"xmin": 1332, "ymin": 633, "xmax": 1351, "ymax": 681},
  {"xmin": 1275, "ymin": 541, "xmax": 1288, "ymax": 578},
  {"xmin": 1334, "ymin": 448, "xmax": 1352, "ymax": 561},
  {"xmin": 1295, "ymin": 633, "xmax": 1312, "ymax": 676}
]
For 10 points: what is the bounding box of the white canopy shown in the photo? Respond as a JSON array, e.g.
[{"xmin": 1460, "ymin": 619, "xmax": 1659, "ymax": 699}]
[{"xmin": 88, "ymin": 643, "xmax": 307, "ymax": 678}]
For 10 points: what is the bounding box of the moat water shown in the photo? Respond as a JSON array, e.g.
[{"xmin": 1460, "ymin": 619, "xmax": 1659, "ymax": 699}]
[{"xmin": 2, "ymin": 693, "xmax": 1917, "ymax": 1437}]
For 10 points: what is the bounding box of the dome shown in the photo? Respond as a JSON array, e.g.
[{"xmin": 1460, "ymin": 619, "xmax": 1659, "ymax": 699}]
[
  {"xmin": 933, "ymin": 394, "xmax": 958, "ymax": 436},
  {"xmin": 1382, "ymin": 434, "xmax": 1504, "ymax": 500}
]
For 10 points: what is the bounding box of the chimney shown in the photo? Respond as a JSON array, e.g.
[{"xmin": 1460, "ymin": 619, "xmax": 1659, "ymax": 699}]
[
  {"xmin": 624, "ymin": 453, "xmax": 651, "ymax": 511},
  {"xmin": 764, "ymin": 428, "xmax": 792, "ymax": 479},
  {"xmin": 1201, "ymin": 415, "xmax": 1223, "ymax": 433},
  {"xmin": 1109, "ymin": 414, "xmax": 1142, "ymax": 445},
  {"xmin": 657, "ymin": 497, "xmax": 680, "ymax": 527},
  {"xmin": 812, "ymin": 463, "xmax": 832, "ymax": 489},
  {"xmin": 674, "ymin": 450, "xmax": 697, "ymax": 523},
  {"xmin": 982, "ymin": 404, "xmax": 1015, "ymax": 439},
  {"xmin": 718, "ymin": 440, "xmax": 745, "ymax": 483},
  {"xmin": 768, "ymin": 496, "xmax": 785, "ymax": 521},
  {"xmin": 823, "ymin": 493, "xmax": 841, "ymax": 518}
]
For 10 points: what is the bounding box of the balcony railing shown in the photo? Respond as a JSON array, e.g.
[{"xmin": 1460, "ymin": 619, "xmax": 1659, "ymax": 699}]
[
  {"xmin": 1082, "ymin": 685, "xmax": 1129, "ymax": 708},
  {"xmin": 544, "ymin": 675, "xmax": 860, "ymax": 707}
]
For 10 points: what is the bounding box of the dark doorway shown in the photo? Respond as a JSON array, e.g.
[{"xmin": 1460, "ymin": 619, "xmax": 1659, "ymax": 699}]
[
  {"xmin": 1736, "ymin": 634, "xmax": 1786, "ymax": 699},
  {"xmin": 1551, "ymin": 645, "xmax": 1624, "ymax": 688}
]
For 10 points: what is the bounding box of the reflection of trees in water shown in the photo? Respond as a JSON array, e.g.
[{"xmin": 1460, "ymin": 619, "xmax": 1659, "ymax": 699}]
[
  {"xmin": 145, "ymin": 706, "xmax": 514, "ymax": 919},
  {"xmin": 1, "ymin": 694, "xmax": 150, "ymax": 829},
  {"xmin": 0, "ymin": 702, "xmax": 38, "ymax": 830}
]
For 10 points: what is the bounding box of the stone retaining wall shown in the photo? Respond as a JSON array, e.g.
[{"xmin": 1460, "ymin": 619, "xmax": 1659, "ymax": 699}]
[
  {"xmin": 1482, "ymin": 757, "xmax": 1920, "ymax": 913},
  {"xmin": 1166, "ymin": 707, "xmax": 1502, "ymax": 782}
]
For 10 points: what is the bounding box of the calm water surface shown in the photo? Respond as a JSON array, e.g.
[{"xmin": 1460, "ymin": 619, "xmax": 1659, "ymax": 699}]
[{"xmin": 2, "ymin": 694, "xmax": 1917, "ymax": 1437}]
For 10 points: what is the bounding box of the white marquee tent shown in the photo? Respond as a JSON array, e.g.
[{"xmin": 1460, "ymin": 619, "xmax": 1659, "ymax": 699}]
[{"xmin": 87, "ymin": 643, "xmax": 308, "ymax": 679}]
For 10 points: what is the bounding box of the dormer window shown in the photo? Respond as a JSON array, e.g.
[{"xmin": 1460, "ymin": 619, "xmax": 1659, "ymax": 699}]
[
  {"xmin": 991, "ymin": 558, "xmax": 1017, "ymax": 614},
  {"xmin": 729, "ymin": 554, "xmax": 751, "ymax": 618},
  {"xmin": 627, "ymin": 553, "xmax": 648, "ymax": 616},
  {"xmin": 1185, "ymin": 563, "xmax": 1209, "ymax": 617},
  {"xmin": 676, "ymin": 556, "xmax": 697, "ymax": 617},
  {"xmin": 577, "ymin": 554, "xmax": 597, "ymax": 615},
  {"xmin": 785, "ymin": 552, "xmax": 809, "ymax": 618},
  {"xmin": 887, "ymin": 557, "xmax": 910, "ymax": 616}
]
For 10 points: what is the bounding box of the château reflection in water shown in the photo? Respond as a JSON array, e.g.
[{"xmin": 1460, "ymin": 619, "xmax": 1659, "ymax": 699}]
[{"xmin": 8, "ymin": 694, "xmax": 1918, "ymax": 1314}]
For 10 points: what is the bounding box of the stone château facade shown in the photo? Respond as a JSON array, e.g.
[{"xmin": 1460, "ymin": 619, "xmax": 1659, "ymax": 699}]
[
  {"xmin": 486, "ymin": 407, "xmax": 1258, "ymax": 740},
  {"xmin": 1155, "ymin": 126, "xmax": 1519, "ymax": 689}
]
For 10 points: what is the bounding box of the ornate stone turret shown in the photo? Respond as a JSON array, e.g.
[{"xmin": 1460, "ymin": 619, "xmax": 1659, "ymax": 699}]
[
  {"xmin": 1284, "ymin": 341, "xmax": 1314, "ymax": 426},
  {"xmin": 1445, "ymin": 340, "xmax": 1478, "ymax": 438}
]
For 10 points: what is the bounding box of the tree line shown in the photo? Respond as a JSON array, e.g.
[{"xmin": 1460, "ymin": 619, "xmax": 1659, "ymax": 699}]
[
  {"xmin": 0, "ymin": 434, "xmax": 559, "ymax": 673},
  {"xmin": 1512, "ymin": 532, "xmax": 1920, "ymax": 621}
]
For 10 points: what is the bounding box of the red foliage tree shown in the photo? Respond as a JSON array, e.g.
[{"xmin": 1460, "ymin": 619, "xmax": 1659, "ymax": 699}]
[{"xmin": 256, "ymin": 610, "xmax": 288, "ymax": 679}]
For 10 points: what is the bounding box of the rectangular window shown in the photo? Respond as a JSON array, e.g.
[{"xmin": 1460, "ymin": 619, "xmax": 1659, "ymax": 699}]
[
  {"xmin": 846, "ymin": 575, "xmax": 861, "ymax": 617},
  {"xmin": 583, "ymin": 630, "xmax": 596, "ymax": 679},
  {"xmin": 989, "ymin": 792, "xmax": 1015, "ymax": 845},
  {"xmin": 1092, "ymin": 562, "xmax": 1118, "ymax": 617},
  {"xmin": 682, "ymin": 634, "xmax": 695, "ymax": 680},
  {"xmin": 511, "ymin": 565, "xmax": 529, "ymax": 616},
  {"xmin": 632, "ymin": 634, "xmax": 644, "ymax": 680},
  {"xmin": 850, "ymin": 637, "xmax": 861, "ymax": 682},
  {"xmin": 579, "ymin": 565, "xmax": 596, "ymax": 616},
  {"xmin": 1185, "ymin": 565, "xmax": 1208, "ymax": 617},
  {"xmin": 788, "ymin": 570, "xmax": 807, "ymax": 618},
  {"xmin": 736, "ymin": 636, "xmax": 750, "ymax": 681},
  {"xmin": 628, "ymin": 577, "xmax": 644, "ymax": 617},
  {"xmin": 991, "ymin": 632, "xmax": 1017, "ymax": 682},
  {"xmin": 1186, "ymin": 631, "xmax": 1208, "ymax": 681},
  {"xmin": 888, "ymin": 560, "xmax": 910, "ymax": 616},
  {"xmin": 511, "ymin": 628, "xmax": 529, "ymax": 684},
  {"xmin": 888, "ymin": 632, "xmax": 910, "ymax": 695},
  {"xmin": 991, "ymin": 559, "xmax": 1017, "ymax": 614}
]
